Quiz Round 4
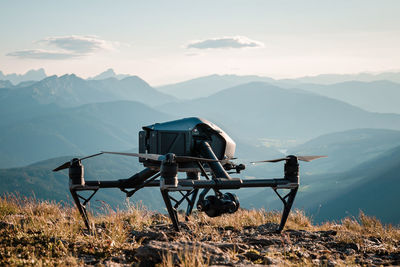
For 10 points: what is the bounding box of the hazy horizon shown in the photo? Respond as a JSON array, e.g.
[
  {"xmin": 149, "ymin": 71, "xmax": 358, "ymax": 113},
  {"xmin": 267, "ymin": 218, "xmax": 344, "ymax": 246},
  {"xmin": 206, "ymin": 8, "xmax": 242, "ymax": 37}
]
[{"xmin": 1, "ymin": 0, "xmax": 400, "ymax": 85}]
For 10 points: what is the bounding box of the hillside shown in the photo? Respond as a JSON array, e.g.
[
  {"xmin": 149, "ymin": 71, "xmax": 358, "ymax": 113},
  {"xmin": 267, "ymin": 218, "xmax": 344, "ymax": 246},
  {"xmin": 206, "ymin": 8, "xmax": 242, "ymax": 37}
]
[
  {"xmin": 159, "ymin": 82, "xmax": 400, "ymax": 142},
  {"xmin": 289, "ymin": 128, "xmax": 400, "ymax": 174},
  {"xmin": 243, "ymin": 145, "xmax": 400, "ymax": 225},
  {"xmin": 0, "ymin": 154, "xmax": 163, "ymax": 211},
  {"xmin": 305, "ymin": 144, "xmax": 400, "ymax": 224},
  {"xmin": 0, "ymin": 100, "xmax": 171, "ymax": 167},
  {"xmin": 1, "ymin": 196, "xmax": 399, "ymax": 266}
]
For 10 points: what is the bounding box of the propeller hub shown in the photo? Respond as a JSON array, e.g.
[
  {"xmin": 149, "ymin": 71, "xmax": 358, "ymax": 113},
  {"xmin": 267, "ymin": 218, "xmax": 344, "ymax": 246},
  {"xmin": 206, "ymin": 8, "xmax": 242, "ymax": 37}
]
[{"xmin": 163, "ymin": 153, "xmax": 176, "ymax": 164}]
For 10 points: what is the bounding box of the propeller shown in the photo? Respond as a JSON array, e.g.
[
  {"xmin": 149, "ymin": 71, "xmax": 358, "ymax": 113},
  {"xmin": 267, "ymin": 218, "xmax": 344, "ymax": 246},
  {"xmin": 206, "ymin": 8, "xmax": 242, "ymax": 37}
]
[
  {"xmin": 251, "ymin": 155, "xmax": 327, "ymax": 164},
  {"xmin": 101, "ymin": 151, "xmax": 226, "ymax": 163},
  {"xmin": 53, "ymin": 152, "xmax": 103, "ymax": 172}
]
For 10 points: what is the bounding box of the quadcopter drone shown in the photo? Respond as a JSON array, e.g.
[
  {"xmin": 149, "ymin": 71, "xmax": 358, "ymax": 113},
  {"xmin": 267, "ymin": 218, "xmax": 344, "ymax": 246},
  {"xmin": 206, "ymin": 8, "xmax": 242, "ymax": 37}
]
[{"xmin": 53, "ymin": 117, "xmax": 325, "ymax": 233}]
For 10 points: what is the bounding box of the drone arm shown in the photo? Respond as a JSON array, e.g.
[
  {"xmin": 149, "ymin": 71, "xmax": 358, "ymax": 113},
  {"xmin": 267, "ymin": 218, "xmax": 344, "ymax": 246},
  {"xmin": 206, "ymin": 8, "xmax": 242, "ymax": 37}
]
[
  {"xmin": 118, "ymin": 168, "xmax": 158, "ymax": 188},
  {"xmin": 84, "ymin": 168, "xmax": 158, "ymax": 189},
  {"xmin": 197, "ymin": 140, "xmax": 231, "ymax": 180}
]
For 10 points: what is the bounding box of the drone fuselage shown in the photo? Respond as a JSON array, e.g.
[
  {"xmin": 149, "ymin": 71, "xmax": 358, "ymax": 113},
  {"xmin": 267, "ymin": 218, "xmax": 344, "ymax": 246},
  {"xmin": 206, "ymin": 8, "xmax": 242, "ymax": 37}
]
[{"xmin": 139, "ymin": 117, "xmax": 235, "ymax": 172}]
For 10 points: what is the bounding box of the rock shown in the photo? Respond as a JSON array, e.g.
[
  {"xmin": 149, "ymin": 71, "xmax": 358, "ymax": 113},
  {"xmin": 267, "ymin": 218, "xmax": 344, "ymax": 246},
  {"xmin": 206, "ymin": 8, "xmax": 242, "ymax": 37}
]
[
  {"xmin": 134, "ymin": 240, "xmax": 230, "ymax": 265},
  {"xmin": 346, "ymin": 242, "xmax": 360, "ymax": 252},
  {"xmin": 345, "ymin": 248, "xmax": 356, "ymax": 255},
  {"xmin": 212, "ymin": 242, "xmax": 249, "ymax": 253},
  {"xmin": 244, "ymin": 250, "xmax": 262, "ymax": 261},
  {"xmin": 131, "ymin": 229, "xmax": 168, "ymax": 243},
  {"xmin": 263, "ymin": 256, "xmax": 282, "ymax": 265},
  {"xmin": 243, "ymin": 237, "xmax": 282, "ymax": 247},
  {"xmin": 0, "ymin": 221, "xmax": 15, "ymax": 230}
]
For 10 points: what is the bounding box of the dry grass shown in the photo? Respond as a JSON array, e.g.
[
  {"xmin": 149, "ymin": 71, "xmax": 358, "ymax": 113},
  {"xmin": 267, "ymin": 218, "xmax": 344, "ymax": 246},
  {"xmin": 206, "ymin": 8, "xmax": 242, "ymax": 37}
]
[{"xmin": 1, "ymin": 194, "xmax": 399, "ymax": 266}]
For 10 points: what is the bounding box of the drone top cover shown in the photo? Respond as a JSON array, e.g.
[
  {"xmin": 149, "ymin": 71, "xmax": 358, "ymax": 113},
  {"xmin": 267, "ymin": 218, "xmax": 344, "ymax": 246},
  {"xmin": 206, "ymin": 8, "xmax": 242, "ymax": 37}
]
[{"xmin": 138, "ymin": 117, "xmax": 236, "ymax": 169}]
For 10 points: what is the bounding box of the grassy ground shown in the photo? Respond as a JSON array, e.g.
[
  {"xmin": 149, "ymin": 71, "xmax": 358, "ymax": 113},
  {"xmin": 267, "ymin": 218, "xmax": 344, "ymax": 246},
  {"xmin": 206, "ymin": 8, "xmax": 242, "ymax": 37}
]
[{"xmin": 0, "ymin": 195, "xmax": 399, "ymax": 266}]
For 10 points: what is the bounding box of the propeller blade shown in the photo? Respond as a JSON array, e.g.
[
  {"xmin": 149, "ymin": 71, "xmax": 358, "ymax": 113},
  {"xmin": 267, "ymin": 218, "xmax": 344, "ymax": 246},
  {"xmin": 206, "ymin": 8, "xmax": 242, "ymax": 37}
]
[
  {"xmin": 80, "ymin": 152, "xmax": 103, "ymax": 161},
  {"xmin": 251, "ymin": 157, "xmax": 289, "ymax": 164},
  {"xmin": 101, "ymin": 151, "xmax": 163, "ymax": 161},
  {"xmin": 53, "ymin": 162, "xmax": 71, "ymax": 172},
  {"xmin": 53, "ymin": 152, "xmax": 104, "ymax": 172},
  {"xmin": 251, "ymin": 155, "xmax": 327, "ymax": 164},
  {"xmin": 297, "ymin": 155, "xmax": 327, "ymax": 162}
]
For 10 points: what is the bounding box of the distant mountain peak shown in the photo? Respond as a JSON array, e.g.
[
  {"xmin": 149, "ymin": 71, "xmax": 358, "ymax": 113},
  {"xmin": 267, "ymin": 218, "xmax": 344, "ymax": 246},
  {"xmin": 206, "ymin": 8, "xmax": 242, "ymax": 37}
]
[
  {"xmin": 0, "ymin": 68, "xmax": 47, "ymax": 85},
  {"xmin": 90, "ymin": 68, "xmax": 131, "ymax": 80}
]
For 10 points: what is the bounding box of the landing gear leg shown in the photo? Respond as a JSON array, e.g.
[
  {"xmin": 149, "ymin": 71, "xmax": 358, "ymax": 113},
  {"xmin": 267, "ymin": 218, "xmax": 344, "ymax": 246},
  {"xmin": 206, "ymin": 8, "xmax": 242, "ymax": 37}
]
[
  {"xmin": 185, "ymin": 189, "xmax": 199, "ymax": 220},
  {"xmin": 274, "ymin": 187, "xmax": 298, "ymax": 233},
  {"xmin": 160, "ymin": 189, "xmax": 180, "ymax": 231}
]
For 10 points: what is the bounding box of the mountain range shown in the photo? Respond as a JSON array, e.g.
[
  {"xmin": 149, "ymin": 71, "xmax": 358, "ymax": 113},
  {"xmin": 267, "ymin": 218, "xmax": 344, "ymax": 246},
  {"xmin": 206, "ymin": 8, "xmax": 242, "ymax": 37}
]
[
  {"xmin": 295, "ymin": 80, "xmax": 400, "ymax": 114},
  {"xmin": 158, "ymin": 82, "xmax": 400, "ymax": 141},
  {"xmin": 0, "ymin": 74, "xmax": 175, "ymax": 108}
]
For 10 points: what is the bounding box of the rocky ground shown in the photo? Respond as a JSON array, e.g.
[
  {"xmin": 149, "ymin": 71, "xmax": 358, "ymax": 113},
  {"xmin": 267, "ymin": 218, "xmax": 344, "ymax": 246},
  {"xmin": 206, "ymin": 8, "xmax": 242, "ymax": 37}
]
[
  {"xmin": 1, "ymin": 196, "xmax": 400, "ymax": 266},
  {"xmin": 119, "ymin": 221, "xmax": 400, "ymax": 266}
]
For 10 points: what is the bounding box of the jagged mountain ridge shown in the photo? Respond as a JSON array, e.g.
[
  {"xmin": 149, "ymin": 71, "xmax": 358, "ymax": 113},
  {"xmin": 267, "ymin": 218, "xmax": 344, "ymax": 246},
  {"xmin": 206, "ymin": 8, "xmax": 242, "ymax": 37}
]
[
  {"xmin": 0, "ymin": 74, "xmax": 176, "ymax": 108},
  {"xmin": 0, "ymin": 69, "xmax": 47, "ymax": 85}
]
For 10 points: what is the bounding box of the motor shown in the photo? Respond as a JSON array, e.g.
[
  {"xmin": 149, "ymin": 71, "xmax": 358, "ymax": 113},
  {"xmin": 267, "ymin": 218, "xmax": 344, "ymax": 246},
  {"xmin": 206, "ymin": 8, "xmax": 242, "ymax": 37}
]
[
  {"xmin": 197, "ymin": 192, "xmax": 240, "ymax": 217},
  {"xmin": 69, "ymin": 158, "xmax": 84, "ymax": 186}
]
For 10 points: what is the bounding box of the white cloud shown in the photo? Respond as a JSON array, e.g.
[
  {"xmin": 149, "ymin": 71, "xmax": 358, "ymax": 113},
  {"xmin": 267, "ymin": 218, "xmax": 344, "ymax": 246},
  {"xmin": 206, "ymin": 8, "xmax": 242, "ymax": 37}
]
[
  {"xmin": 187, "ymin": 36, "xmax": 264, "ymax": 49},
  {"xmin": 38, "ymin": 35, "xmax": 116, "ymax": 53},
  {"xmin": 6, "ymin": 49, "xmax": 80, "ymax": 60},
  {"xmin": 7, "ymin": 35, "xmax": 117, "ymax": 60}
]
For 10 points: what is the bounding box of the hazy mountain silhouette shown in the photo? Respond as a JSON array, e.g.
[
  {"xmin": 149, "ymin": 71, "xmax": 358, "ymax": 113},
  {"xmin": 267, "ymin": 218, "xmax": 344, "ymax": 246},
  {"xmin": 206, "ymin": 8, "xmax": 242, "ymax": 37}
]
[
  {"xmin": 89, "ymin": 68, "xmax": 131, "ymax": 80},
  {"xmin": 0, "ymin": 101, "xmax": 171, "ymax": 168},
  {"xmin": 294, "ymin": 72, "xmax": 400, "ymax": 85},
  {"xmin": 157, "ymin": 74, "xmax": 276, "ymax": 99},
  {"xmin": 295, "ymin": 80, "xmax": 400, "ymax": 114},
  {"xmin": 289, "ymin": 128, "xmax": 400, "ymax": 174},
  {"xmin": 159, "ymin": 82, "xmax": 400, "ymax": 142},
  {"xmin": 0, "ymin": 69, "xmax": 47, "ymax": 85},
  {"xmin": 157, "ymin": 72, "xmax": 400, "ymax": 99},
  {"xmin": 0, "ymin": 80, "xmax": 13, "ymax": 88}
]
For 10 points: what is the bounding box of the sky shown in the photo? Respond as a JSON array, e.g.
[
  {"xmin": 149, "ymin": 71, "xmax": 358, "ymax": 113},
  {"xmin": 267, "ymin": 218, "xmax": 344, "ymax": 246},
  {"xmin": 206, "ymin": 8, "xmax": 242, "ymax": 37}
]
[{"xmin": 1, "ymin": 0, "xmax": 400, "ymax": 85}]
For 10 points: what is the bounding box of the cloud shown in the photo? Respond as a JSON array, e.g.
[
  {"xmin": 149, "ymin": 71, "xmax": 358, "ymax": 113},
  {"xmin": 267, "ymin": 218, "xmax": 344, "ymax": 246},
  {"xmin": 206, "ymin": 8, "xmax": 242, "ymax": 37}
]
[
  {"xmin": 187, "ymin": 36, "xmax": 264, "ymax": 49},
  {"xmin": 7, "ymin": 35, "xmax": 117, "ymax": 60},
  {"xmin": 38, "ymin": 35, "xmax": 115, "ymax": 53},
  {"xmin": 6, "ymin": 49, "xmax": 80, "ymax": 60}
]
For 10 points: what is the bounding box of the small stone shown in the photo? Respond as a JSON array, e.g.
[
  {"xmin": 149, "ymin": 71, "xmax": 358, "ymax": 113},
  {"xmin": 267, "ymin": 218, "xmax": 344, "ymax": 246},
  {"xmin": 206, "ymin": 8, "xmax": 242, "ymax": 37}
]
[
  {"xmin": 244, "ymin": 250, "xmax": 262, "ymax": 261},
  {"xmin": 344, "ymin": 248, "xmax": 356, "ymax": 255}
]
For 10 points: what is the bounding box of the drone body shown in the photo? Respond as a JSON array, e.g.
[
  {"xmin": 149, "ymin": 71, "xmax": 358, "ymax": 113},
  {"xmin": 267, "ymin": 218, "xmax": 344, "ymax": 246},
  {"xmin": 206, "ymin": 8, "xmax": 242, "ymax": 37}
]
[{"xmin": 53, "ymin": 117, "xmax": 325, "ymax": 233}]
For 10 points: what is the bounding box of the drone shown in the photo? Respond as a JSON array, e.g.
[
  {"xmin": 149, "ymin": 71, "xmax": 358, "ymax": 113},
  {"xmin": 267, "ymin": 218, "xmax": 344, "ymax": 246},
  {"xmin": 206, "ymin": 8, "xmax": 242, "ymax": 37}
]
[{"xmin": 53, "ymin": 117, "xmax": 325, "ymax": 233}]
